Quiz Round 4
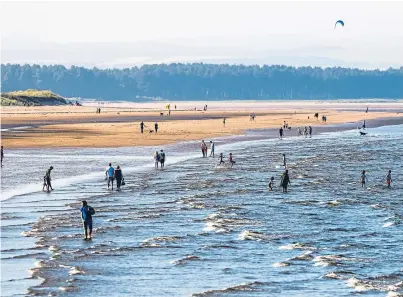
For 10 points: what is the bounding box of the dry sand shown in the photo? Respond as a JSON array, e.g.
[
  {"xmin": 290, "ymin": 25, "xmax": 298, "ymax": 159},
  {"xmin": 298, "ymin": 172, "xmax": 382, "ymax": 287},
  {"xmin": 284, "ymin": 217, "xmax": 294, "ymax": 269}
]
[{"xmin": 1, "ymin": 101, "xmax": 402, "ymax": 149}]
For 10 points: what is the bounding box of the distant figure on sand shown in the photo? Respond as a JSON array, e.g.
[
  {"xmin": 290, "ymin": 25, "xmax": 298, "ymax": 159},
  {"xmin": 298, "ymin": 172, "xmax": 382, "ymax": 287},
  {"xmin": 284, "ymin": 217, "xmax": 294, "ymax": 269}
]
[
  {"xmin": 229, "ymin": 153, "xmax": 236, "ymax": 167},
  {"xmin": 140, "ymin": 121, "xmax": 146, "ymax": 134},
  {"xmin": 44, "ymin": 166, "xmax": 54, "ymax": 192},
  {"xmin": 361, "ymin": 170, "xmax": 368, "ymax": 188},
  {"xmin": 366, "ymin": 106, "xmax": 369, "ymax": 113},
  {"xmin": 159, "ymin": 150, "xmax": 166, "ymax": 168},
  {"xmin": 154, "ymin": 151, "xmax": 160, "ymax": 169},
  {"xmin": 80, "ymin": 200, "xmax": 95, "ymax": 240},
  {"xmin": 1, "ymin": 146, "xmax": 3, "ymax": 166},
  {"xmin": 210, "ymin": 141, "xmax": 215, "ymax": 157},
  {"xmin": 269, "ymin": 177, "xmax": 275, "ymax": 191},
  {"xmin": 279, "ymin": 127, "xmax": 284, "ymax": 139},
  {"xmin": 106, "ymin": 163, "xmax": 115, "ymax": 190},
  {"xmin": 223, "ymin": 118, "xmax": 226, "ymax": 127},
  {"xmin": 280, "ymin": 170, "xmax": 291, "ymax": 193},
  {"xmin": 155, "ymin": 122, "xmax": 159, "ymax": 133},
  {"xmin": 114, "ymin": 165, "xmax": 124, "ymax": 191},
  {"xmin": 386, "ymin": 170, "xmax": 392, "ymax": 188}
]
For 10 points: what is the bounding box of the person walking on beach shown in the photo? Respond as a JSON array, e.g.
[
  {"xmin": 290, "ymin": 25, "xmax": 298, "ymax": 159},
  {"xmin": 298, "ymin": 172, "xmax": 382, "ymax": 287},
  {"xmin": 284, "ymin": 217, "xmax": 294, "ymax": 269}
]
[
  {"xmin": 386, "ymin": 170, "xmax": 392, "ymax": 188},
  {"xmin": 279, "ymin": 127, "xmax": 284, "ymax": 139},
  {"xmin": 106, "ymin": 163, "xmax": 115, "ymax": 190},
  {"xmin": 280, "ymin": 170, "xmax": 291, "ymax": 193},
  {"xmin": 268, "ymin": 177, "xmax": 275, "ymax": 191},
  {"xmin": 229, "ymin": 153, "xmax": 236, "ymax": 167},
  {"xmin": 282, "ymin": 154, "xmax": 287, "ymax": 168},
  {"xmin": 223, "ymin": 118, "xmax": 226, "ymax": 127},
  {"xmin": 114, "ymin": 166, "xmax": 124, "ymax": 191},
  {"xmin": 309, "ymin": 126, "xmax": 312, "ymax": 138},
  {"xmin": 140, "ymin": 121, "xmax": 146, "ymax": 134},
  {"xmin": 1, "ymin": 146, "xmax": 3, "ymax": 167},
  {"xmin": 360, "ymin": 170, "xmax": 368, "ymax": 188},
  {"xmin": 44, "ymin": 166, "xmax": 54, "ymax": 192},
  {"xmin": 209, "ymin": 141, "xmax": 215, "ymax": 157},
  {"xmin": 175, "ymin": 105, "xmax": 177, "ymax": 110},
  {"xmin": 80, "ymin": 200, "xmax": 95, "ymax": 240},
  {"xmin": 154, "ymin": 122, "xmax": 159, "ymax": 133},
  {"xmin": 154, "ymin": 151, "xmax": 160, "ymax": 169},
  {"xmin": 159, "ymin": 150, "xmax": 166, "ymax": 168}
]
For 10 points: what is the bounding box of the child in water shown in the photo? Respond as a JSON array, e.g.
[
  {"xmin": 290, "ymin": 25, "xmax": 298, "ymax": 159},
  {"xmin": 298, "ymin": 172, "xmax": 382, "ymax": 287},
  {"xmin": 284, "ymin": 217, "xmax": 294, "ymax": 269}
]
[
  {"xmin": 42, "ymin": 175, "xmax": 47, "ymax": 191},
  {"xmin": 361, "ymin": 170, "xmax": 368, "ymax": 188},
  {"xmin": 268, "ymin": 177, "xmax": 274, "ymax": 191},
  {"xmin": 229, "ymin": 153, "xmax": 236, "ymax": 167},
  {"xmin": 218, "ymin": 153, "xmax": 225, "ymax": 165}
]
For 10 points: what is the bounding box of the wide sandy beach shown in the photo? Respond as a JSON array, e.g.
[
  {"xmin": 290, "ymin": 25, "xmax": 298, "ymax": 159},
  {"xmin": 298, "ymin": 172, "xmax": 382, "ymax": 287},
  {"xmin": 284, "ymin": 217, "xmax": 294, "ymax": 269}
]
[{"xmin": 1, "ymin": 100, "xmax": 403, "ymax": 149}]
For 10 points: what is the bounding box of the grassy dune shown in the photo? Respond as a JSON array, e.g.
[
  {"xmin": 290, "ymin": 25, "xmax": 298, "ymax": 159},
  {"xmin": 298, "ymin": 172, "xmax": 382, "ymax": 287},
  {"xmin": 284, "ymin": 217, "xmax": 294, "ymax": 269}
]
[{"xmin": 1, "ymin": 89, "xmax": 67, "ymax": 106}]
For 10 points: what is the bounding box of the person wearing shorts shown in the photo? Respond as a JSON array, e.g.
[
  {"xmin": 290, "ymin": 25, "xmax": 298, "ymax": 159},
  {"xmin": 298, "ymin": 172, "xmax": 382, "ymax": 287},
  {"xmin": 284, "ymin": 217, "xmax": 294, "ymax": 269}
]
[
  {"xmin": 80, "ymin": 201, "xmax": 94, "ymax": 240},
  {"xmin": 106, "ymin": 163, "xmax": 115, "ymax": 190}
]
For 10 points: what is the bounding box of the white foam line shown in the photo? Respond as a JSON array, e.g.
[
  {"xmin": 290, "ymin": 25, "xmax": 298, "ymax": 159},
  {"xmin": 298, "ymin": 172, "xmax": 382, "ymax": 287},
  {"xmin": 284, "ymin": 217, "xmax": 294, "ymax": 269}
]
[{"xmin": 1, "ymin": 153, "xmax": 197, "ymax": 201}]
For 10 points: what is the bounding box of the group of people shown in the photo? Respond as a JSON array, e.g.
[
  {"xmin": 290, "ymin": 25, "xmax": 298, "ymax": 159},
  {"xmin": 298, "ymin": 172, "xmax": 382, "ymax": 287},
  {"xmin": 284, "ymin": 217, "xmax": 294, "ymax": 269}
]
[
  {"xmin": 203, "ymin": 104, "xmax": 208, "ymax": 111},
  {"xmin": 153, "ymin": 150, "xmax": 166, "ymax": 169},
  {"xmin": 201, "ymin": 140, "xmax": 215, "ymax": 158},
  {"xmin": 140, "ymin": 121, "xmax": 159, "ymax": 134},
  {"xmin": 297, "ymin": 126, "xmax": 313, "ymax": 137},
  {"xmin": 42, "ymin": 166, "xmax": 54, "ymax": 192},
  {"xmin": 218, "ymin": 152, "xmax": 236, "ymax": 167},
  {"xmin": 360, "ymin": 169, "xmax": 393, "ymax": 188},
  {"xmin": 95, "ymin": 108, "xmax": 102, "ymax": 114},
  {"xmin": 105, "ymin": 163, "xmax": 125, "ymax": 191}
]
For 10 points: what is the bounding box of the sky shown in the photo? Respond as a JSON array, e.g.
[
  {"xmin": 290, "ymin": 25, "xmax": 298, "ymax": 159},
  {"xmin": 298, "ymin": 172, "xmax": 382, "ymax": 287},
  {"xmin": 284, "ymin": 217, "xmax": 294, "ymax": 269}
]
[{"xmin": 1, "ymin": 0, "xmax": 403, "ymax": 69}]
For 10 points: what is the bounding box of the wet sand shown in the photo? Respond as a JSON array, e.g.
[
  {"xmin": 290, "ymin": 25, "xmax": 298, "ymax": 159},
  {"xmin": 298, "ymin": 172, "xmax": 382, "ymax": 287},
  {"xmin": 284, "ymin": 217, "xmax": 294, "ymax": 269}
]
[{"xmin": 1, "ymin": 101, "xmax": 403, "ymax": 148}]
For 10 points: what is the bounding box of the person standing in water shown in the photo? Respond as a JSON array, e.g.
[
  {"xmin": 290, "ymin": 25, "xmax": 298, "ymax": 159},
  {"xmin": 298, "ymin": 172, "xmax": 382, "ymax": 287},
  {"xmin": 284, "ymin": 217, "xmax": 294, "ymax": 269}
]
[
  {"xmin": 386, "ymin": 170, "xmax": 392, "ymax": 188},
  {"xmin": 229, "ymin": 153, "xmax": 236, "ymax": 167},
  {"xmin": 1, "ymin": 146, "xmax": 3, "ymax": 167},
  {"xmin": 114, "ymin": 165, "xmax": 123, "ymax": 191},
  {"xmin": 280, "ymin": 170, "xmax": 291, "ymax": 193},
  {"xmin": 201, "ymin": 140, "xmax": 207, "ymax": 157},
  {"xmin": 154, "ymin": 122, "xmax": 159, "ymax": 133},
  {"xmin": 360, "ymin": 170, "xmax": 368, "ymax": 188},
  {"xmin": 297, "ymin": 127, "xmax": 301, "ymax": 136},
  {"xmin": 268, "ymin": 177, "xmax": 275, "ymax": 191},
  {"xmin": 45, "ymin": 166, "xmax": 54, "ymax": 192},
  {"xmin": 282, "ymin": 154, "xmax": 287, "ymax": 168},
  {"xmin": 154, "ymin": 151, "xmax": 160, "ymax": 169},
  {"xmin": 140, "ymin": 121, "xmax": 146, "ymax": 134},
  {"xmin": 309, "ymin": 126, "xmax": 312, "ymax": 138},
  {"xmin": 159, "ymin": 150, "xmax": 166, "ymax": 168},
  {"xmin": 105, "ymin": 163, "xmax": 115, "ymax": 190},
  {"xmin": 304, "ymin": 127, "xmax": 308, "ymax": 138},
  {"xmin": 80, "ymin": 201, "xmax": 95, "ymax": 240},
  {"xmin": 210, "ymin": 141, "xmax": 215, "ymax": 157},
  {"xmin": 279, "ymin": 127, "xmax": 284, "ymax": 139}
]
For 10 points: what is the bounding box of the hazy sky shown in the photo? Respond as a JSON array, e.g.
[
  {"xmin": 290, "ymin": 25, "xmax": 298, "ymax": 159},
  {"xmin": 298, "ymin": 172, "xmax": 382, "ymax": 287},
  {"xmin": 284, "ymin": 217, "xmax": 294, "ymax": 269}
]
[{"xmin": 1, "ymin": 1, "xmax": 403, "ymax": 68}]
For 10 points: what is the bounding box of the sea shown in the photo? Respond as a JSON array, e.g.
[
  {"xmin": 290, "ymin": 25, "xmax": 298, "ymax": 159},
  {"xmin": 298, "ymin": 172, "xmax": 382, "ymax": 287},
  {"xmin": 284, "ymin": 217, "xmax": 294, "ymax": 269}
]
[{"xmin": 1, "ymin": 124, "xmax": 402, "ymax": 297}]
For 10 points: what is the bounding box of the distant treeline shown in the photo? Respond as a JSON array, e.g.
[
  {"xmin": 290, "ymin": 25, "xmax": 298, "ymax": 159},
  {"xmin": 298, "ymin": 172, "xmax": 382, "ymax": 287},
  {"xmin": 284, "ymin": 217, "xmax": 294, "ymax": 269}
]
[{"xmin": 1, "ymin": 63, "xmax": 403, "ymax": 100}]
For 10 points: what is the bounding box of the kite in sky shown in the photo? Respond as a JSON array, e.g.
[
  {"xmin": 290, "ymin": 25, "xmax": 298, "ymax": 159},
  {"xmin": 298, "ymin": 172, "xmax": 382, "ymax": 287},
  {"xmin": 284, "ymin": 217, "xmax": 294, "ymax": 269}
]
[{"xmin": 334, "ymin": 20, "xmax": 345, "ymax": 29}]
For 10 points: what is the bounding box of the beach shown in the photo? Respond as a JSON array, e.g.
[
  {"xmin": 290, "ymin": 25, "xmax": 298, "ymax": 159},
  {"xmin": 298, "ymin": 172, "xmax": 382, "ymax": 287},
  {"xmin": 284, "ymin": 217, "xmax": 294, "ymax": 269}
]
[
  {"xmin": 2, "ymin": 101, "xmax": 403, "ymax": 148},
  {"xmin": 1, "ymin": 120, "xmax": 403, "ymax": 297}
]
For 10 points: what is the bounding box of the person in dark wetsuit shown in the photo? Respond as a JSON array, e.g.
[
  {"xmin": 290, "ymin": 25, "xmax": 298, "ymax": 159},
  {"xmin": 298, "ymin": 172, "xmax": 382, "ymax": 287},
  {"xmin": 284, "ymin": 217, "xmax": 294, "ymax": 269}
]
[
  {"xmin": 45, "ymin": 166, "xmax": 54, "ymax": 192},
  {"xmin": 279, "ymin": 127, "xmax": 284, "ymax": 139},
  {"xmin": 80, "ymin": 200, "xmax": 94, "ymax": 240},
  {"xmin": 386, "ymin": 170, "xmax": 392, "ymax": 188},
  {"xmin": 282, "ymin": 154, "xmax": 287, "ymax": 168},
  {"xmin": 154, "ymin": 123, "xmax": 159, "ymax": 133},
  {"xmin": 309, "ymin": 126, "xmax": 312, "ymax": 137},
  {"xmin": 362, "ymin": 120, "xmax": 366, "ymax": 129},
  {"xmin": 114, "ymin": 166, "xmax": 123, "ymax": 191},
  {"xmin": 218, "ymin": 153, "xmax": 225, "ymax": 165},
  {"xmin": 159, "ymin": 150, "xmax": 166, "ymax": 168},
  {"xmin": 140, "ymin": 121, "xmax": 146, "ymax": 134},
  {"xmin": 361, "ymin": 170, "xmax": 368, "ymax": 188},
  {"xmin": 280, "ymin": 170, "xmax": 291, "ymax": 193},
  {"xmin": 1, "ymin": 146, "xmax": 3, "ymax": 167}
]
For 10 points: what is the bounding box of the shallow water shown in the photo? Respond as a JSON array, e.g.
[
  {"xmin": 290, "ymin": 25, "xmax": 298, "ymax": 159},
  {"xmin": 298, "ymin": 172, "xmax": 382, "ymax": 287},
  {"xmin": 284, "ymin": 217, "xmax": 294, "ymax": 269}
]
[{"xmin": 1, "ymin": 125, "xmax": 402, "ymax": 297}]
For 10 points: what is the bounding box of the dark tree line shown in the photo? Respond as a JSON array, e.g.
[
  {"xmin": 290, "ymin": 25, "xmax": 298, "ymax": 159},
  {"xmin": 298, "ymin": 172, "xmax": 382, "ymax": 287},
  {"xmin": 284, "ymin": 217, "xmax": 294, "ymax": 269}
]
[{"xmin": 1, "ymin": 63, "xmax": 402, "ymax": 100}]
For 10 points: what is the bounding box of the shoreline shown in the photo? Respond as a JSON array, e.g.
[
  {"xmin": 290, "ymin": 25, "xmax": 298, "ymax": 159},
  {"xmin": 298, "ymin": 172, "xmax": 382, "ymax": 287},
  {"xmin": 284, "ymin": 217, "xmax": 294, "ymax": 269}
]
[{"xmin": 1, "ymin": 103, "xmax": 403, "ymax": 149}]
